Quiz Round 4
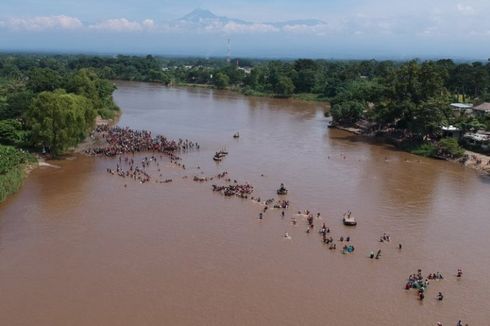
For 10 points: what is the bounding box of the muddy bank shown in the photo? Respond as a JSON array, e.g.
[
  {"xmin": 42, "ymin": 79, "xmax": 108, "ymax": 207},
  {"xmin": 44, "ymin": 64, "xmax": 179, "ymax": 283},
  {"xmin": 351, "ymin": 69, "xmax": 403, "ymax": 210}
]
[{"xmin": 457, "ymin": 150, "xmax": 490, "ymax": 176}]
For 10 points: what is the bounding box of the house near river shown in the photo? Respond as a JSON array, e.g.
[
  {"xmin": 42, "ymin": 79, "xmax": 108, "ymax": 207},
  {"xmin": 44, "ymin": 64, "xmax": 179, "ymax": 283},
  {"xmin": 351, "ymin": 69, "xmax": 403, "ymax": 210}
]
[
  {"xmin": 445, "ymin": 103, "xmax": 490, "ymax": 153},
  {"xmin": 450, "ymin": 102, "xmax": 490, "ymax": 117},
  {"xmin": 472, "ymin": 102, "xmax": 490, "ymax": 117},
  {"xmin": 461, "ymin": 131, "xmax": 490, "ymax": 153},
  {"xmin": 450, "ymin": 103, "xmax": 474, "ymax": 116}
]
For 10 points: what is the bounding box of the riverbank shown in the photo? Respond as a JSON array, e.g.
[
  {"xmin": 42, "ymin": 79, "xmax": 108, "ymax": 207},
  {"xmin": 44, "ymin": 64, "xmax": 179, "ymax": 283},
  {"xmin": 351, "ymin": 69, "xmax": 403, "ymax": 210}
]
[
  {"xmin": 332, "ymin": 124, "xmax": 490, "ymax": 176},
  {"xmin": 169, "ymin": 81, "xmax": 330, "ymax": 103},
  {"xmin": 0, "ymin": 113, "xmax": 119, "ymax": 204},
  {"xmin": 458, "ymin": 150, "xmax": 490, "ymax": 175},
  {"xmin": 74, "ymin": 115, "xmax": 120, "ymax": 154}
]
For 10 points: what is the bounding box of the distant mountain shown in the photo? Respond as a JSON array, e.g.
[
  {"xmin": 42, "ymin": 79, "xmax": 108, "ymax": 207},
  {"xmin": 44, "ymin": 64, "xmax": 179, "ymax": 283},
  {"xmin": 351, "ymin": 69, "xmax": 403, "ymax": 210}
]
[
  {"xmin": 179, "ymin": 9, "xmax": 218, "ymax": 22},
  {"xmin": 177, "ymin": 8, "xmax": 249, "ymax": 25},
  {"xmin": 177, "ymin": 9, "xmax": 325, "ymax": 27}
]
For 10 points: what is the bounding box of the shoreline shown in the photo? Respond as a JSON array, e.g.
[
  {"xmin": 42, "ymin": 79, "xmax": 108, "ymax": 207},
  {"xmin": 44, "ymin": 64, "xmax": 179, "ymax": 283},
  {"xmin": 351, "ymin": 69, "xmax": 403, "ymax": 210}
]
[
  {"xmin": 74, "ymin": 114, "xmax": 120, "ymax": 155},
  {"xmin": 332, "ymin": 125, "xmax": 490, "ymax": 176},
  {"xmin": 130, "ymin": 80, "xmax": 330, "ymax": 104},
  {"xmin": 0, "ymin": 148, "xmax": 37, "ymax": 204},
  {"xmin": 1, "ymin": 114, "xmax": 119, "ymax": 204}
]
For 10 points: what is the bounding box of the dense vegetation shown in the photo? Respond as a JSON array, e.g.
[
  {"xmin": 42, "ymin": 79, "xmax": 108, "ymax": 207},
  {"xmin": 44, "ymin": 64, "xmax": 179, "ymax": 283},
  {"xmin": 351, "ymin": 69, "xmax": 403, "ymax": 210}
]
[
  {"xmin": 0, "ymin": 145, "xmax": 35, "ymax": 202},
  {"xmin": 0, "ymin": 56, "xmax": 119, "ymax": 156},
  {"xmin": 0, "ymin": 54, "xmax": 120, "ymax": 201}
]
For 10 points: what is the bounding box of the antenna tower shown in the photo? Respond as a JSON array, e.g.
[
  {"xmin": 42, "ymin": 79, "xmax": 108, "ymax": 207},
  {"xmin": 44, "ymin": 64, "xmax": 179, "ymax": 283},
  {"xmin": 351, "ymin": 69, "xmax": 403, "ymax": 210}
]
[{"xmin": 226, "ymin": 38, "xmax": 231, "ymax": 63}]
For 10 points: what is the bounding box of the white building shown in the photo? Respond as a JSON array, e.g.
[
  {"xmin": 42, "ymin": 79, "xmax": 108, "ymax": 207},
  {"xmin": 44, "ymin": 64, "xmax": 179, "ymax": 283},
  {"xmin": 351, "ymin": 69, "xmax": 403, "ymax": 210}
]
[{"xmin": 450, "ymin": 103, "xmax": 474, "ymax": 116}]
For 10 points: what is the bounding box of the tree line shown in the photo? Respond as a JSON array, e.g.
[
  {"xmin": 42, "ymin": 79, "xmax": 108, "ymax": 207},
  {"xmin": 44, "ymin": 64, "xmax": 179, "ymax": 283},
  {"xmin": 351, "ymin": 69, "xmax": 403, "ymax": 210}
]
[{"xmin": 2, "ymin": 53, "xmax": 489, "ymax": 158}]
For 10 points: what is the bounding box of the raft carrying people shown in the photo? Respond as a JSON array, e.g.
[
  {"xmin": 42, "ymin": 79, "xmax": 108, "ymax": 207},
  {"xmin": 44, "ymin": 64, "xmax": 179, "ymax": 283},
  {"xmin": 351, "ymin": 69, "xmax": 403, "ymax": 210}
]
[
  {"xmin": 213, "ymin": 148, "xmax": 228, "ymax": 162},
  {"xmin": 342, "ymin": 211, "xmax": 357, "ymax": 226},
  {"xmin": 277, "ymin": 183, "xmax": 288, "ymax": 195}
]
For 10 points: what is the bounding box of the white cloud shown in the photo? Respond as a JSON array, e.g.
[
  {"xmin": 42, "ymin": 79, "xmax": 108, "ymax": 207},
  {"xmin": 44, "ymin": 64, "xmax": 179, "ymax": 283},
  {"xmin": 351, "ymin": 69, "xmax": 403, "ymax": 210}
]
[
  {"xmin": 88, "ymin": 18, "xmax": 156, "ymax": 32},
  {"xmin": 222, "ymin": 22, "xmax": 279, "ymax": 33},
  {"xmin": 1, "ymin": 2, "xmax": 489, "ymax": 42},
  {"xmin": 456, "ymin": 3, "xmax": 476, "ymax": 15},
  {"xmin": 89, "ymin": 18, "xmax": 144, "ymax": 32},
  {"xmin": 142, "ymin": 19, "xmax": 155, "ymax": 30},
  {"xmin": 282, "ymin": 23, "xmax": 330, "ymax": 35},
  {"xmin": 0, "ymin": 15, "xmax": 82, "ymax": 31}
]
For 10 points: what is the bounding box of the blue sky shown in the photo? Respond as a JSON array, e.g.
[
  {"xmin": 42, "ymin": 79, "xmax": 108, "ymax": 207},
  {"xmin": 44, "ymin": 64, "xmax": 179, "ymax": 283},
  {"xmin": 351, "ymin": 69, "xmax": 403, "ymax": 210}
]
[{"xmin": 1, "ymin": 0, "xmax": 489, "ymax": 59}]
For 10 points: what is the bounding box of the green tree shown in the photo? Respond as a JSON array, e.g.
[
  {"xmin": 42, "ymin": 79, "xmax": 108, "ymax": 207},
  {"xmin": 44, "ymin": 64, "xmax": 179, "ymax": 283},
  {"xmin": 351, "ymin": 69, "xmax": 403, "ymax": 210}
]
[
  {"xmin": 456, "ymin": 117, "xmax": 486, "ymax": 133},
  {"xmin": 148, "ymin": 69, "xmax": 171, "ymax": 84},
  {"xmin": 66, "ymin": 69, "xmax": 118, "ymax": 118},
  {"xmin": 293, "ymin": 59, "xmax": 318, "ymax": 93},
  {"xmin": 214, "ymin": 72, "xmax": 229, "ymax": 89},
  {"xmin": 406, "ymin": 98, "xmax": 449, "ymax": 140},
  {"xmin": 331, "ymin": 101, "xmax": 364, "ymax": 124},
  {"xmin": 27, "ymin": 90, "xmax": 96, "ymax": 156},
  {"xmin": 0, "ymin": 120, "xmax": 25, "ymax": 146},
  {"xmin": 392, "ymin": 60, "xmax": 423, "ymax": 104},
  {"xmin": 274, "ymin": 76, "xmax": 295, "ymax": 97},
  {"xmin": 27, "ymin": 67, "xmax": 63, "ymax": 93},
  {"xmin": 2, "ymin": 90, "xmax": 34, "ymax": 119}
]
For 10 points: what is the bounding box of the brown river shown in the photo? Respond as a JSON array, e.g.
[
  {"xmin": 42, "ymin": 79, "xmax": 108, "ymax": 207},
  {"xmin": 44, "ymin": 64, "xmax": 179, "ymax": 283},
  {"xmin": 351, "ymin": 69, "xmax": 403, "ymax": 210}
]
[{"xmin": 1, "ymin": 81, "xmax": 490, "ymax": 326}]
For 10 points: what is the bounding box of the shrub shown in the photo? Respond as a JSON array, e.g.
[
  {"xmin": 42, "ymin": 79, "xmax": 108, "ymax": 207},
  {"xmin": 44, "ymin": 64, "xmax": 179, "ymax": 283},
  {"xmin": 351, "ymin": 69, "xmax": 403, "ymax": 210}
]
[
  {"xmin": 410, "ymin": 143, "xmax": 437, "ymax": 157},
  {"xmin": 436, "ymin": 138, "xmax": 465, "ymax": 158},
  {"xmin": 0, "ymin": 145, "xmax": 35, "ymax": 202}
]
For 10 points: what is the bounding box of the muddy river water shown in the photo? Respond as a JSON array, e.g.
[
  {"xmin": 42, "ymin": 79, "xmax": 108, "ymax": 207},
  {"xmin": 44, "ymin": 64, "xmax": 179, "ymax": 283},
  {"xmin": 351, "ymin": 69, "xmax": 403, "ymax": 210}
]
[{"xmin": 1, "ymin": 81, "xmax": 490, "ymax": 325}]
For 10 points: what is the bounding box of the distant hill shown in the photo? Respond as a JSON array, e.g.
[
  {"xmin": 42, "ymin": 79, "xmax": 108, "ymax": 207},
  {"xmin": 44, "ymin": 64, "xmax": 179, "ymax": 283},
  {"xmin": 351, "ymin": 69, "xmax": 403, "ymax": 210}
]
[
  {"xmin": 177, "ymin": 8, "xmax": 250, "ymax": 25},
  {"xmin": 177, "ymin": 9, "xmax": 325, "ymax": 28}
]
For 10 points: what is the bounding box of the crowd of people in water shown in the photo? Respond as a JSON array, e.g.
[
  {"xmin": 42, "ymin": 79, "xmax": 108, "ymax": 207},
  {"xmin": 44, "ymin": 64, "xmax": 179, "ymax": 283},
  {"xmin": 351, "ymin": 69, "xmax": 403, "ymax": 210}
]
[
  {"xmin": 105, "ymin": 153, "xmax": 185, "ymax": 184},
  {"xmin": 404, "ymin": 267, "xmax": 464, "ymax": 312},
  {"xmin": 212, "ymin": 183, "xmax": 254, "ymax": 198},
  {"xmin": 405, "ymin": 269, "xmax": 434, "ymax": 301},
  {"xmin": 86, "ymin": 125, "xmax": 199, "ymax": 158},
  {"xmin": 193, "ymin": 172, "xmax": 228, "ymax": 183},
  {"xmin": 90, "ymin": 126, "xmax": 201, "ymax": 185}
]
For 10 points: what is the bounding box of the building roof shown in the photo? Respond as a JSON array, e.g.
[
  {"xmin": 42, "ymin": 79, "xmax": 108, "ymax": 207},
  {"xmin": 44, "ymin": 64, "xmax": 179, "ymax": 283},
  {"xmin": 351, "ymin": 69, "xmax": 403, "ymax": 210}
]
[
  {"xmin": 464, "ymin": 131, "xmax": 490, "ymax": 142},
  {"xmin": 473, "ymin": 102, "xmax": 490, "ymax": 112},
  {"xmin": 450, "ymin": 103, "xmax": 473, "ymax": 109},
  {"xmin": 441, "ymin": 125, "xmax": 460, "ymax": 131}
]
